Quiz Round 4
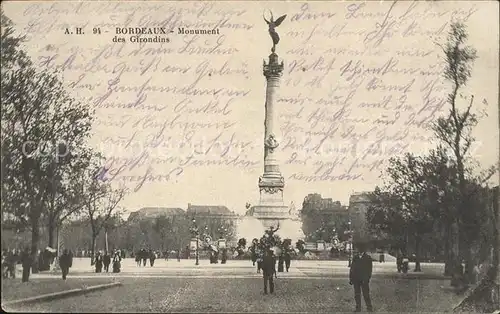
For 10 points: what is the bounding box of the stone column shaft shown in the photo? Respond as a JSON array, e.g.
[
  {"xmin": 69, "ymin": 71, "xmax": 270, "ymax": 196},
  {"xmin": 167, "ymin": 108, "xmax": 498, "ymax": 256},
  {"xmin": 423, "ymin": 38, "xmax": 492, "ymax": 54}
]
[{"xmin": 264, "ymin": 76, "xmax": 280, "ymax": 174}]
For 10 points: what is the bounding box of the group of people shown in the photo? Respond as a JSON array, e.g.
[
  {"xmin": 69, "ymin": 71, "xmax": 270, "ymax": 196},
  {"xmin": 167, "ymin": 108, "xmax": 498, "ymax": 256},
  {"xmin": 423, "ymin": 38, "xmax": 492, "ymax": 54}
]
[
  {"xmin": 247, "ymin": 225, "xmax": 297, "ymax": 294},
  {"xmin": 2, "ymin": 250, "xmax": 19, "ymax": 279},
  {"xmin": 2, "ymin": 247, "xmax": 49, "ymax": 282},
  {"xmin": 252, "ymin": 247, "xmax": 293, "ymax": 274},
  {"xmin": 73, "ymin": 249, "xmax": 127, "ymax": 258},
  {"xmin": 94, "ymin": 250, "xmax": 122, "ymax": 273},
  {"xmin": 208, "ymin": 247, "xmax": 229, "ymax": 264},
  {"xmin": 396, "ymin": 251, "xmax": 410, "ymax": 273},
  {"xmin": 134, "ymin": 248, "xmax": 158, "ymax": 267},
  {"xmin": 248, "ymin": 223, "xmax": 374, "ymax": 312},
  {"xmin": 258, "ymin": 242, "xmax": 373, "ymax": 312},
  {"xmin": 250, "ymin": 225, "xmax": 295, "ymax": 275}
]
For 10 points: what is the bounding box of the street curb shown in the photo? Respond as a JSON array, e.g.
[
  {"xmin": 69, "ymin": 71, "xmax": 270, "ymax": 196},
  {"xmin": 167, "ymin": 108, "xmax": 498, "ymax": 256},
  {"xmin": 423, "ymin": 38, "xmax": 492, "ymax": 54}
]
[{"xmin": 1, "ymin": 281, "xmax": 122, "ymax": 307}]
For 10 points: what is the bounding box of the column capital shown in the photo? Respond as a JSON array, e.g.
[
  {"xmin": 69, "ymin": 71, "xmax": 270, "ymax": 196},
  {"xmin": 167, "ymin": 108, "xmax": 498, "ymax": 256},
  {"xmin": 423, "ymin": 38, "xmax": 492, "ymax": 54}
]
[{"xmin": 263, "ymin": 53, "xmax": 284, "ymax": 77}]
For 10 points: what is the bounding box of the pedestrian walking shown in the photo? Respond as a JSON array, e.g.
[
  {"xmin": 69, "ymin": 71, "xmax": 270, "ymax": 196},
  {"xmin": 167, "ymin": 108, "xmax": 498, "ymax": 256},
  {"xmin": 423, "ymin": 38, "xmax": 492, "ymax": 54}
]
[
  {"xmin": 379, "ymin": 251, "xmax": 385, "ymax": 263},
  {"xmin": 251, "ymin": 250, "xmax": 257, "ymax": 266},
  {"xmin": 349, "ymin": 243, "xmax": 373, "ymax": 312},
  {"xmin": 221, "ymin": 248, "xmax": 227, "ymax": 264},
  {"xmin": 141, "ymin": 249, "xmax": 148, "ymax": 266},
  {"xmin": 149, "ymin": 250, "xmax": 156, "ymax": 267},
  {"xmin": 112, "ymin": 251, "xmax": 121, "ymax": 273},
  {"xmin": 3, "ymin": 251, "xmax": 16, "ymax": 279},
  {"xmin": 103, "ymin": 252, "xmax": 111, "ymax": 272},
  {"xmin": 401, "ymin": 253, "xmax": 409, "ymax": 274},
  {"xmin": 284, "ymin": 250, "xmax": 292, "ymax": 272},
  {"xmin": 256, "ymin": 252, "xmax": 263, "ymax": 274},
  {"xmin": 135, "ymin": 251, "xmax": 141, "ymax": 267},
  {"xmin": 277, "ymin": 254, "xmax": 284, "ymax": 272},
  {"xmin": 59, "ymin": 249, "xmax": 72, "ymax": 280},
  {"xmin": 1, "ymin": 251, "xmax": 8, "ymax": 278},
  {"xmin": 20, "ymin": 247, "xmax": 32, "ymax": 283},
  {"xmin": 94, "ymin": 252, "xmax": 103, "ymax": 273},
  {"xmin": 262, "ymin": 249, "xmax": 277, "ymax": 294},
  {"xmin": 396, "ymin": 249, "xmax": 403, "ymax": 273}
]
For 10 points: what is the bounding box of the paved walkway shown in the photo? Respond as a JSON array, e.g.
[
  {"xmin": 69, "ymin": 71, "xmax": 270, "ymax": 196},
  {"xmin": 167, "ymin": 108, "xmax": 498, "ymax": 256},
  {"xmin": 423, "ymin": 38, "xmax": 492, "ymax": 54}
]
[{"xmin": 32, "ymin": 258, "xmax": 447, "ymax": 280}]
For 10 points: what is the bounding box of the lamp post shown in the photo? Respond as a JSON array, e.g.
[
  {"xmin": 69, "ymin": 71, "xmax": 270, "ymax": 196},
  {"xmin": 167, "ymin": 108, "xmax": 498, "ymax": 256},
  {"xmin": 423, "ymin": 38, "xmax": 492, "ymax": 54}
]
[{"xmin": 191, "ymin": 218, "xmax": 199, "ymax": 266}]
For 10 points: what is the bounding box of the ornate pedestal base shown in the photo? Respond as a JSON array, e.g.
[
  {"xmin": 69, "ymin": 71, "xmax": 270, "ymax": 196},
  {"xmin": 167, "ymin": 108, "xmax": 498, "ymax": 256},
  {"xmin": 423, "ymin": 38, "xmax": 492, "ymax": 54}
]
[{"xmin": 251, "ymin": 205, "xmax": 290, "ymax": 229}]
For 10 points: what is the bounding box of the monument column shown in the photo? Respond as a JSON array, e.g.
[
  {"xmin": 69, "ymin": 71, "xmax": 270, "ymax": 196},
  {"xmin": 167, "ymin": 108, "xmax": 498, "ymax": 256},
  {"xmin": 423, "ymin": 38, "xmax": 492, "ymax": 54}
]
[
  {"xmin": 262, "ymin": 53, "xmax": 284, "ymax": 178},
  {"xmin": 258, "ymin": 53, "xmax": 286, "ymax": 208},
  {"xmin": 250, "ymin": 12, "xmax": 289, "ymax": 228}
]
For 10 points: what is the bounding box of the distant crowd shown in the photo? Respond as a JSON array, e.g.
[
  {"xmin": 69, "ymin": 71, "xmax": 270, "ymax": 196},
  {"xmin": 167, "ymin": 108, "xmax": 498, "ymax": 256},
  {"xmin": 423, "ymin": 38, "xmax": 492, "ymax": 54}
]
[{"xmin": 1, "ymin": 247, "xmax": 70, "ymax": 282}]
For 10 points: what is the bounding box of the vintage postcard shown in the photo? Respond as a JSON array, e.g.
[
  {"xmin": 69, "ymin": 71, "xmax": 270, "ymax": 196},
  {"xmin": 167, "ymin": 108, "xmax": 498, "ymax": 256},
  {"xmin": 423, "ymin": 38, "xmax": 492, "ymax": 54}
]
[{"xmin": 1, "ymin": 0, "xmax": 499, "ymax": 313}]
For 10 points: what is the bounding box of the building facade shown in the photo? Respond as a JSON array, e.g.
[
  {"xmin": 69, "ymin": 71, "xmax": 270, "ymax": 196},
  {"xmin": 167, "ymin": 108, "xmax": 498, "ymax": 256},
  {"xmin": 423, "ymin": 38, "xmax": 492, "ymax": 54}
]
[
  {"xmin": 127, "ymin": 207, "xmax": 185, "ymax": 222},
  {"xmin": 300, "ymin": 193, "xmax": 350, "ymax": 241},
  {"xmin": 348, "ymin": 192, "xmax": 373, "ymax": 243}
]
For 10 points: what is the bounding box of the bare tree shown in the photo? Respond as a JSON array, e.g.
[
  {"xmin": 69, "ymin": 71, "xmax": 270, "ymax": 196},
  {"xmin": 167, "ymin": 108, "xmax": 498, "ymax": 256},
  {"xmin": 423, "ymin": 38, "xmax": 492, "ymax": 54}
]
[
  {"xmin": 44, "ymin": 149, "xmax": 94, "ymax": 250},
  {"xmin": 103, "ymin": 211, "xmax": 124, "ymax": 252},
  {"xmin": 434, "ymin": 21, "xmax": 496, "ymax": 282},
  {"xmin": 80, "ymin": 158, "xmax": 127, "ymax": 264}
]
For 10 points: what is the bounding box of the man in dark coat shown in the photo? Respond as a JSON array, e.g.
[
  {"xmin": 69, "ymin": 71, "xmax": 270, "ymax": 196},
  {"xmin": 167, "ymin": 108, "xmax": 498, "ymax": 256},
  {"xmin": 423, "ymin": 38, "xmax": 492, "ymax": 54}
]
[
  {"xmin": 277, "ymin": 254, "xmax": 284, "ymax": 272},
  {"xmin": 103, "ymin": 252, "xmax": 111, "ymax": 272},
  {"xmin": 135, "ymin": 251, "xmax": 141, "ymax": 266},
  {"xmin": 112, "ymin": 251, "xmax": 122, "ymax": 273},
  {"xmin": 349, "ymin": 243, "xmax": 373, "ymax": 312},
  {"xmin": 95, "ymin": 252, "xmax": 103, "ymax": 273},
  {"xmin": 59, "ymin": 249, "xmax": 72, "ymax": 280},
  {"xmin": 284, "ymin": 250, "xmax": 292, "ymax": 272},
  {"xmin": 221, "ymin": 248, "xmax": 227, "ymax": 264},
  {"xmin": 262, "ymin": 249, "xmax": 277, "ymax": 294},
  {"xmin": 208, "ymin": 250, "xmax": 214, "ymax": 264},
  {"xmin": 4, "ymin": 251, "xmax": 16, "ymax": 278},
  {"xmin": 149, "ymin": 250, "xmax": 156, "ymax": 267},
  {"xmin": 21, "ymin": 248, "xmax": 32, "ymax": 282},
  {"xmin": 396, "ymin": 249, "xmax": 403, "ymax": 273},
  {"xmin": 141, "ymin": 249, "xmax": 148, "ymax": 266},
  {"xmin": 251, "ymin": 248, "xmax": 257, "ymax": 266},
  {"xmin": 256, "ymin": 250, "xmax": 263, "ymax": 274}
]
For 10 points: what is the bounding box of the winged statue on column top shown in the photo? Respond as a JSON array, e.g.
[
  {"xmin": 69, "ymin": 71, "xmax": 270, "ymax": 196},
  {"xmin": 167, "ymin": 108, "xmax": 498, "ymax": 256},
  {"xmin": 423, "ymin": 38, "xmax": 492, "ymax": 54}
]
[{"xmin": 263, "ymin": 11, "xmax": 287, "ymax": 53}]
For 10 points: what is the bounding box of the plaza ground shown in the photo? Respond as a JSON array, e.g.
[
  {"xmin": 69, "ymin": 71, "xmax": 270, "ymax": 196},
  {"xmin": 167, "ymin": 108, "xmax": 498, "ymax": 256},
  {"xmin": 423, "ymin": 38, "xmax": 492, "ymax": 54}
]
[
  {"xmin": 3, "ymin": 259, "xmax": 465, "ymax": 313},
  {"xmin": 7, "ymin": 277, "xmax": 462, "ymax": 313}
]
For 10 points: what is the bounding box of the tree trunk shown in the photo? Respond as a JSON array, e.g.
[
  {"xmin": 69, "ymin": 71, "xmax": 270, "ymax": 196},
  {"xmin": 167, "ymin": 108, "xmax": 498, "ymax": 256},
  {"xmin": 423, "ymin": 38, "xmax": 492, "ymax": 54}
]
[
  {"xmin": 90, "ymin": 234, "xmax": 96, "ymax": 266},
  {"xmin": 464, "ymin": 244, "xmax": 474, "ymax": 284},
  {"xmin": 48, "ymin": 220, "xmax": 55, "ymax": 249},
  {"xmin": 444, "ymin": 225, "xmax": 452, "ymax": 276},
  {"xmin": 450, "ymin": 220, "xmax": 461, "ymax": 286},
  {"xmin": 31, "ymin": 217, "xmax": 40, "ymax": 273},
  {"xmin": 105, "ymin": 230, "xmax": 108, "ymax": 253},
  {"xmin": 414, "ymin": 234, "xmax": 422, "ymax": 272}
]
